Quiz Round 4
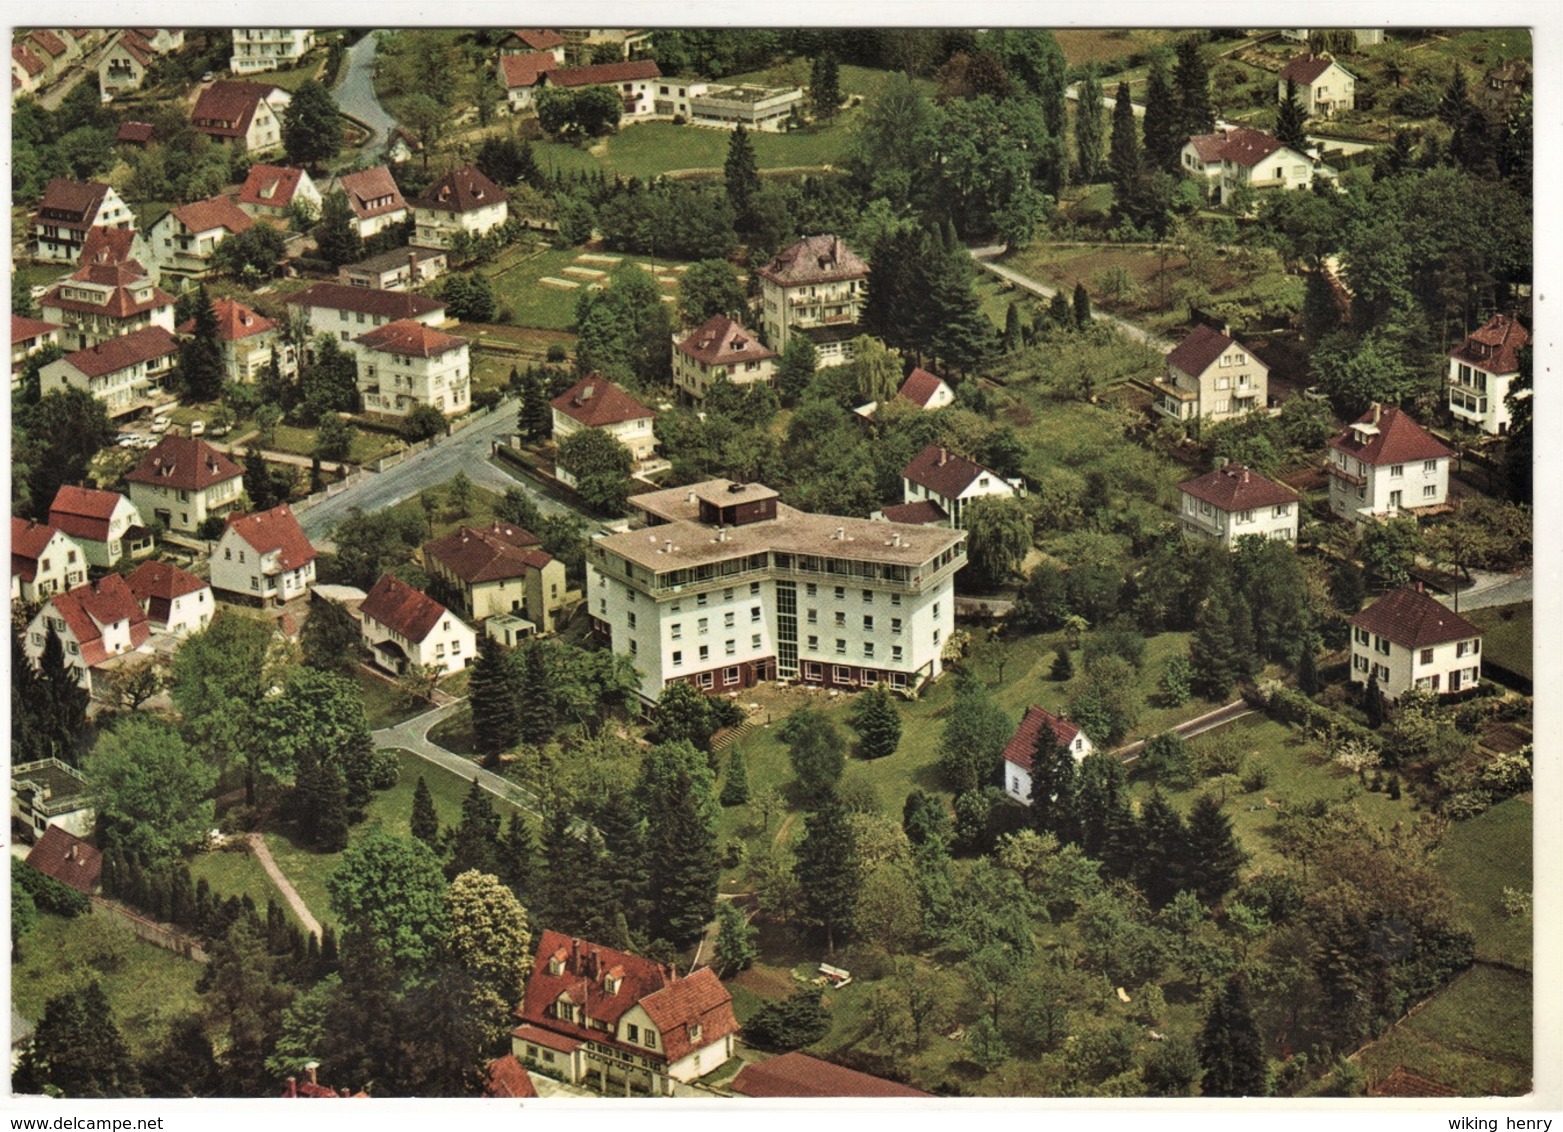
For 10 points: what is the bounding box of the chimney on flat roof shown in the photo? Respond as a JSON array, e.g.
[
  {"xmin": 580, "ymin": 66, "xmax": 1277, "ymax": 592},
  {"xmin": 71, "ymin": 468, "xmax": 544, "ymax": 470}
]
[{"xmin": 408, "ymin": 250, "xmax": 418, "ymax": 283}]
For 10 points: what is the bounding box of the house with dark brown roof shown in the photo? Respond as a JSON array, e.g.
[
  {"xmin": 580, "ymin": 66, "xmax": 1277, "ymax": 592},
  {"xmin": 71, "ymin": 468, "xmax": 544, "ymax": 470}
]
[
  {"xmin": 514, "ymin": 930, "xmax": 738, "ymax": 1095},
  {"xmin": 11, "ymin": 517, "xmax": 87, "ymax": 603},
  {"xmin": 873, "ymin": 499, "xmax": 949, "ymax": 526},
  {"xmin": 146, "ymin": 196, "xmax": 258, "ymax": 282},
  {"xmin": 500, "ymin": 28, "xmax": 567, "ymax": 61},
  {"xmin": 1326, "ymin": 403, "xmax": 1454, "ymax": 523},
  {"xmin": 286, "ymin": 282, "xmax": 446, "ymax": 354},
  {"xmin": 337, "ymin": 245, "xmax": 447, "ymax": 292},
  {"xmin": 13, "ymin": 43, "xmax": 47, "ymax": 95},
  {"xmin": 1177, "ymin": 463, "xmax": 1300, "ymax": 548},
  {"xmin": 211, "ymin": 504, "xmax": 318, "ymax": 607},
  {"xmin": 537, "ymin": 59, "xmax": 663, "ymax": 119},
  {"xmin": 178, "ymin": 296, "xmax": 293, "ymax": 384},
  {"xmin": 38, "ymin": 249, "xmax": 175, "ymax": 351},
  {"xmin": 126, "ymin": 559, "xmax": 212, "ymax": 636},
  {"xmin": 31, "ymin": 178, "xmax": 137, "ymax": 263},
  {"xmin": 125, "ymin": 435, "xmax": 245, "ymax": 535},
  {"xmin": 1447, "ymin": 313, "xmax": 1528, "ymax": 435},
  {"xmin": 23, "ymin": 574, "xmax": 151, "ymax": 691},
  {"xmin": 190, "ymin": 80, "xmax": 289, "ymax": 153},
  {"xmin": 900, "ymin": 443, "xmax": 1022, "ymax": 529},
  {"xmin": 39, "ymin": 326, "xmax": 179, "ymax": 417},
  {"xmin": 328, "ymin": 166, "xmax": 409, "ymax": 237},
  {"xmin": 354, "ymin": 319, "xmax": 472, "ymax": 419},
  {"xmin": 114, "ymin": 119, "xmax": 155, "ymax": 147},
  {"xmin": 422, "ymin": 521, "xmax": 567, "ymax": 630},
  {"xmin": 411, "ymin": 166, "xmax": 509, "ymax": 250},
  {"xmin": 757, "ymin": 235, "xmax": 869, "ymax": 365},
  {"xmin": 48, "ymin": 485, "xmax": 153, "ymax": 568},
  {"xmin": 236, "ymin": 164, "xmax": 321, "ymax": 221},
  {"xmin": 11, "ymin": 314, "xmax": 62, "ymax": 382},
  {"xmin": 1152, "ymin": 322, "xmax": 1268, "ymax": 428},
  {"xmin": 23, "ymin": 826, "xmax": 102, "ymax": 892},
  {"xmin": 672, "ymin": 314, "xmax": 777, "ymax": 403},
  {"xmin": 1179, "ymin": 124, "xmax": 1335, "ymax": 208},
  {"xmin": 1001, "ymin": 705, "xmax": 1093, "ymax": 804},
  {"xmin": 550, "ymin": 375, "xmax": 658, "ymax": 483},
  {"xmin": 359, "ymin": 574, "xmax": 475, "ymax": 676},
  {"xmin": 499, "ymin": 51, "xmax": 562, "ymax": 111},
  {"xmin": 731, "ymin": 1051, "xmax": 930, "ymax": 1098},
  {"xmin": 1350, "ymin": 585, "xmax": 1482, "ymax": 700},
  {"xmin": 1278, "ymin": 52, "xmax": 1356, "ymax": 117},
  {"xmin": 897, "ymin": 367, "xmax": 955, "ymax": 411}
]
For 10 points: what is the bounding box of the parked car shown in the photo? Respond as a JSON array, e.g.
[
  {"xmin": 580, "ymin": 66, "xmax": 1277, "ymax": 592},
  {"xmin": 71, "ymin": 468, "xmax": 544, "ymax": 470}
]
[
  {"xmin": 189, "ymin": 420, "xmax": 206, "ymax": 437},
  {"xmin": 201, "ymin": 71, "xmax": 214, "ymax": 82},
  {"xmin": 150, "ymin": 416, "xmax": 171, "ymax": 433},
  {"xmin": 117, "ymin": 434, "xmax": 141, "ymax": 448}
]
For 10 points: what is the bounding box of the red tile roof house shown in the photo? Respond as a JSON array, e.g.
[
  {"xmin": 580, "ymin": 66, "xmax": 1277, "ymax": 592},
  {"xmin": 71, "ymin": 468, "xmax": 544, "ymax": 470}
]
[
  {"xmin": 730, "ymin": 1051, "xmax": 930, "ymax": 1098},
  {"xmin": 23, "ymin": 573, "xmax": 151, "ymax": 692},
  {"xmin": 125, "ymin": 434, "xmax": 245, "ymax": 536},
  {"xmin": 353, "ymin": 320, "xmax": 472, "ymax": 419},
  {"xmin": 190, "ymin": 80, "xmax": 290, "ymax": 154},
  {"xmin": 126, "ymin": 559, "xmax": 213, "ymax": 637},
  {"xmin": 145, "ymin": 196, "xmax": 257, "ymax": 283},
  {"xmin": 499, "ymin": 51, "xmax": 563, "ymax": 112},
  {"xmin": 285, "ymin": 282, "xmax": 446, "ymax": 357},
  {"xmin": 38, "ymin": 248, "xmax": 175, "ymax": 351},
  {"xmin": 1325, "ymin": 403, "xmax": 1455, "ymax": 524},
  {"xmin": 1278, "ymin": 52, "xmax": 1357, "ymax": 118},
  {"xmin": 550, "ymin": 375, "xmax": 658, "ymax": 485},
  {"xmin": 757, "ymin": 234, "xmax": 869, "ymax": 365},
  {"xmin": 1447, "ymin": 313, "xmax": 1529, "ymax": 436},
  {"xmin": 11, "ymin": 758, "xmax": 94, "ymax": 841},
  {"xmin": 1151, "ymin": 322, "xmax": 1269, "ymax": 428},
  {"xmin": 30, "ymin": 177, "xmax": 137, "ymax": 263},
  {"xmin": 11, "ymin": 517, "xmax": 88, "ymax": 603},
  {"xmin": 98, "ymin": 29, "xmax": 157, "ymax": 99},
  {"xmin": 411, "ymin": 166, "xmax": 509, "ymax": 250},
  {"xmin": 211, "ymin": 504, "xmax": 319, "ymax": 607},
  {"xmin": 1177, "ymin": 463, "xmax": 1301, "ymax": 549},
  {"xmin": 672, "ymin": 314, "xmax": 777, "ymax": 403},
  {"xmin": 1001, "ymin": 704, "xmax": 1094, "ymax": 804},
  {"xmin": 13, "ymin": 44, "xmax": 47, "ymax": 95},
  {"xmin": 280, "ymin": 1062, "xmax": 369, "ymax": 1099},
  {"xmin": 115, "ymin": 120, "xmax": 157, "ymax": 147},
  {"xmin": 236, "ymin": 163, "xmax": 322, "ymax": 223},
  {"xmin": 538, "ymin": 59, "xmax": 664, "ymax": 119},
  {"xmin": 327, "ymin": 166, "xmax": 409, "ymax": 238},
  {"xmin": 48, "ymin": 484, "xmax": 154, "ymax": 569},
  {"xmin": 1350, "ymin": 585, "xmax": 1483, "ymax": 700},
  {"xmin": 38, "ymin": 326, "xmax": 179, "ymax": 418},
  {"xmin": 1181, "ymin": 123, "xmax": 1336, "ymax": 210},
  {"xmin": 359, "ymin": 574, "xmax": 476, "ymax": 677},
  {"xmin": 483, "ymin": 1055, "xmax": 540, "ymax": 1099},
  {"xmin": 23, "ymin": 826, "xmax": 102, "ymax": 893},
  {"xmin": 500, "ymin": 28, "xmax": 568, "ymax": 62},
  {"xmin": 898, "ymin": 366, "xmax": 955, "ymax": 411},
  {"xmin": 178, "ymin": 296, "xmax": 294, "ymax": 384},
  {"xmin": 900, "ymin": 443, "xmax": 1022, "ymax": 529},
  {"xmin": 11, "ymin": 314, "xmax": 62, "ymax": 385},
  {"xmin": 422, "ymin": 521, "xmax": 568, "ymax": 631},
  {"xmin": 513, "ymin": 930, "xmax": 739, "ymax": 1095}
]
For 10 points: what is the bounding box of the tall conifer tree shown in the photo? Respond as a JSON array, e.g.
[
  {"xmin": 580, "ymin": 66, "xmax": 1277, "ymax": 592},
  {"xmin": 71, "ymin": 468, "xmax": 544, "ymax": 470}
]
[
  {"xmin": 1142, "ymin": 57, "xmax": 1181, "ymax": 171},
  {"xmin": 1109, "ymin": 80, "xmax": 1142, "ymax": 202},
  {"xmin": 1173, "ymin": 36, "xmax": 1215, "ymax": 140},
  {"xmin": 1074, "ymin": 67, "xmax": 1105, "ymax": 183},
  {"xmin": 1198, "ymin": 975, "xmax": 1266, "ymax": 1096}
]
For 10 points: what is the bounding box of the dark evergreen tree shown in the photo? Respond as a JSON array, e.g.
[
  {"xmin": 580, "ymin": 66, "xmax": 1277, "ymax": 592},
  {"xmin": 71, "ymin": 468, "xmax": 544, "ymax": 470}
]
[
  {"xmin": 35, "ymin": 631, "xmax": 90, "ymax": 765},
  {"xmin": 242, "ymin": 448, "xmax": 274, "ymax": 511},
  {"xmin": 810, "ymin": 53, "xmax": 842, "ymax": 120},
  {"xmin": 1109, "ymin": 80, "xmax": 1142, "ymax": 201},
  {"xmin": 793, "ymin": 795, "xmax": 860, "ymax": 953},
  {"xmin": 850, "ymin": 683, "xmax": 902, "ymax": 760},
  {"xmin": 538, "ymin": 806, "xmax": 613, "ymax": 940},
  {"xmin": 520, "ymin": 366, "xmax": 553, "ymax": 440},
  {"xmin": 1142, "ymin": 56, "xmax": 1181, "ymax": 171},
  {"xmin": 1074, "ymin": 66, "xmax": 1105, "ymax": 183},
  {"xmin": 1198, "ymin": 975, "xmax": 1266, "ymax": 1096},
  {"xmin": 1072, "ymin": 281, "xmax": 1092, "ymax": 328},
  {"xmin": 314, "ymin": 191, "xmax": 364, "ymax": 268},
  {"xmin": 1051, "ymin": 646, "xmax": 1074, "ymax": 681},
  {"xmin": 444, "ymin": 777, "xmax": 502, "ymax": 880},
  {"xmin": 291, "ymin": 747, "xmax": 350, "ymax": 852},
  {"xmin": 724, "ymin": 124, "xmax": 761, "ymax": 233},
  {"xmin": 1027, "ymin": 722, "xmax": 1077, "ymax": 839},
  {"xmin": 1275, "ymin": 79, "xmax": 1309, "ymax": 152},
  {"xmin": 776, "ymin": 335, "xmax": 817, "ymax": 403},
  {"xmin": 136, "ymin": 1015, "xmax": 220, "ymax": 1098},
  {"xmin": 281, "ymin": 80, "xmax": 341, "ymax": 169},
  {"xmin": 643, "ymin": 764, "xmax": 719, "ymax": 947},
  {"xmin": 516, "ymin": 641, "xmax": 556, "ymax": 745},
  {"xmin": 902, "ymin": 788, "xmax": 953, "ymax": 848},
  {"xmin": 497, "ymin": 811, "xmax": 535, "ymax": 902},
  {"xmin": 1190, "ymin": 574, "xmax": 1256, "ymax": 699},
  {"xmin": 1136, "ymin": 789, "xmax": 1188, "ymax": 908},
  {"xmin": 1437, "ymin": 65, "xmax": 1472, "ymax": 127},
  {"xmin": 1071, "ymin": 752, "xmax": 1127, "ymax": 858},
  {"xmin": 720, "ymin": 746, "xmax": 751, "ymax": 805},
  {"xmin": 1365, "ymin": 672, "xmax": 1386, "ymax": 729},
  {"xmin": 1183, "ymin": 794, "xmax": 1247, "ymax": 905},
  {"xmin": 595, "ymin": 791, "xmax": 650, "ymax": 934},
  {"xmin": 469, "ymin": 634, "xmax": 522, "ymax": 765},
  {"xmin": 1003, "ymin": 301, "xmax": 1024, "ymax": 353},
  {"xmin": 15, "ymin": 982, "xmax": 141, "ymax": 1097},
  {"xmin": 1297, "ymin": 639, "xmax": 1321, "ymax": 696},
  {"xmin": 300, "ymin": 597, "xmax": 362, "ymax": 675},
  {"xmin": 1048, "ymin": 289, "xmax": 1073, "ymax": 327},
  {"xmin": 1173, "ymin": 36, "xmax": 1214, "ymax": 141},
  {"xmin": 176, "ymin": 287, "xmax": 226, "ymax": 402}
]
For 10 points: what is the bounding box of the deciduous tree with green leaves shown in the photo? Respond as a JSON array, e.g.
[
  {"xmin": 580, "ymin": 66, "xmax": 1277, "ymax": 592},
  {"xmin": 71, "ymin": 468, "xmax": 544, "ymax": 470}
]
[
  {"xmin": 328, "ymin": 827, "xmax": 451, "ymax": 967},
  {"xmin": 782, "ymin": 708, "xmax": 847, "ymax": 804},
  {"xmin": 282, "ymin": 80, "xmax": 341, "ymax": 169}
]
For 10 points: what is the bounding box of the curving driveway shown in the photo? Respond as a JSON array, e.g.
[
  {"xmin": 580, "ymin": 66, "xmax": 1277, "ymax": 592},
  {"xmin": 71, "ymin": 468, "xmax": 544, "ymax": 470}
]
[{"xmin": 333, "ymin": 31, "xmax": 398, "ymax": 152}]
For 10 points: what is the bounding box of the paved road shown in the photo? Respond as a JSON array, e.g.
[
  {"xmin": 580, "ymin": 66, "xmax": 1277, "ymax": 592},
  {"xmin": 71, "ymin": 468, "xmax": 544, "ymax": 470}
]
[
  {"xmin": 971, "ymin": 246, "xmax": 1175, "ymax": 352},
  {"xmin": 247, "ymin": 832, "xmax": 323, "ymax": 938},
  {"xmin": 371, "ymin": 700, "xmax": 544, "ymax": 817},
  {"xmin": 333, "ymin": 31, "xmax": 397, "ymax": 152},
  {"xmin": 1435, "ymin": 567, "xmax": 1532, "ymax": 614},
  {"xmin": 295, "ymin": 397, "xmax": 579, "ymax": 543},
  {"xmin": 1113, "ymin": 699, "xmax": 1254, "ymax": 763}
]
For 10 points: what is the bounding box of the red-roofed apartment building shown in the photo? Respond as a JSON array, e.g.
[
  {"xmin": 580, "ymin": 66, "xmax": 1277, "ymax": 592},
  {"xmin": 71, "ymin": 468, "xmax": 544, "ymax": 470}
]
[
  {"xmin": 1350, "ymin": 586, "xmax": 1482, "ymax": 699},
  {"xmin": 757, "ymin": 235, "xmax": 869, "ymax": 365},
  {"xmin": 11, "ymin": 314, "xmax": 62, "ymax": 384},
  {"xmin": 31, "ymin": 177, "xmax": 137, "ymax": 263},
  {"xmin": 1152, "ymin": 322, "xmax": 1269, "ymax": 427},
  {"xmin": 11, "ymin": 517, "xmax": 87, "ymax": 603},
  {"xmin": 354, "ymin": 319, "xmax": 471, "ymax": 418},
  {"xmin": 538, "ymin": 58, "xmax": 663, "ymax": 118},
  {"xmin": 146, "ymin": 195, "xmax": 257, "ymax": 283},
  {"xmin": 236, "ymin": 163, "xmax": 322, "ymax": 222},
  {"xmin": 900, "ymin": 443, "xmax": 1022, "ymax": 529},
  {"xmin": 730, "ymin": 1051, "xmax": 930, "ymax": 1098},
  {"xmin": 211, "ymin": 504, "xmax": 318, "ymax": 606},
  {"xmin": 24, "ymin": 574, "xmax": 151, "ymax": 691},
  {"xmin": 422, "ymin": 521, "xmax": 567, "ymax": 629},
  {"xmin": 125, "ymin": 435, "xmax": 245, "ymax": 534},
  {"xmin": 38, "ymin": 248, "xmax": 175, "ymax": 351},
  {"xmin": 126, "ymin": 559, "xmax": 213, "ymax": 636},
  {"xmin": 39, "ymin": 325, "xmax": 179, "ymax": 417},
  {"xmin": 178, "ymin": 296, "xmax": 294, "ymax": 384},
  {"xmin": 1278, "ymin": 52, "xmax": 1356, "ymax": 117},
  {"xmin": 1326, "ymin": 403, "xmax": 1454, "ymax": 523},
  {"xmin": 550, "ymin": 375, "xmax": 658, "ymax": 484},
  {"xmin": 286, "ymin": 282, "xmax": 446, "ymax": 355},
  {"xmin": 359, "ymin": 574, "xmax": 476, "ymax": 676},
  {"xmin": 1002, "ymin": 704, "xmax": 1094, "ymax": 804},
  {"xmin": 48, "ymin": 484, "xmax": 153, "ymax": 568},
  {"xmin": 1448, "ymin": 313, "xmax": 1529, "ymax": 435},
  {"xmin": 1177, "ymin": 463, "xmax": 1300, "ymax": 548},
  {"xmin": 191, "ymin": 80, "xmax": 290, "ymax": 152},
  {"xmin": 514, "ymin": 930, "xmax": 738, "ymax": 1095},
  {"xmin": 672, "ymin": 314, "xmax": 777, "ymax": 403},
  {"xmin": 411, "ymin": 166, "xmax": 509, "ymax": 250}
]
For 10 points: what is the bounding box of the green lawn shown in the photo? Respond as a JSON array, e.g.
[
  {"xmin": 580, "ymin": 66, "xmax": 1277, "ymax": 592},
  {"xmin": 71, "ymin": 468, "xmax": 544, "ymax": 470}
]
[
  {"xmin": 382, "ymin": 480, "xmax": 508, "ymax": 545},
  {"xmin": 479, "ymin": 243, "xmax": 694, "ymax": 332},
  {"xmin": 1426, "ymin": 29, "xmax": 1532, "ymax": 69},
  {"xmin": 353, "ymin": 666, "xmax": 430, "ymax": 730},
  {"xmin": 1434, "ymin": 796, "xmax": 1533, "ymax": 969},
  {"xmin": 188, "ymin": 844, "xmax": 301, "ymax": 926},
  {"xmin": 12, "ymin": 912, "xmax": 205, "ymax": 1060},
  {"xmin": 15, "ymin": 259, "xmax": 67, "ymax": 296},
  {"xmin": 268, "ymin": 422, "xmax": 405, "ymax": 466},
  {"xmin": 1464, "ymin": 602, "xmax": 1531, "ymax": 681}
]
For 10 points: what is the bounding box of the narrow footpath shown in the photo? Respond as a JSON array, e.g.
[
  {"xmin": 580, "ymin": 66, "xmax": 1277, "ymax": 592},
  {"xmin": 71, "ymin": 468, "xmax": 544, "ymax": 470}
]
[
  {"xmin": 246, "ymin": 831, "xmax": 323, "ymax": 939},
  {"xmin": 1111, "ymin": 698, "xmax": 1254, "ymax": 763},
  {"xmin": 969, "ymin": 246, "xmax": 1175, "ymax": 352}
]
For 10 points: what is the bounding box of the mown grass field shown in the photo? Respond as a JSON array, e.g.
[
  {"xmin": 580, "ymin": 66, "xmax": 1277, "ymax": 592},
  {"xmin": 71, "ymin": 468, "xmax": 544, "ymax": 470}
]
[
  {"xmin": 477, "ymin": 243, "xmax": 692, "ymax": 332},
  {"xmin": 1434, "ymin": 796, "xmax": 1533, "ymax": 969},
  {"xmin": 1464, "ymin": 602, "xmax": 1532, "ymax": 682},
  {"xmin": 188, "ymin": 844, "xmax": 300, "ymax": 926},
  {"xmin": 268, "ymin": 422, "xmax": 405, "ymax": 467}
]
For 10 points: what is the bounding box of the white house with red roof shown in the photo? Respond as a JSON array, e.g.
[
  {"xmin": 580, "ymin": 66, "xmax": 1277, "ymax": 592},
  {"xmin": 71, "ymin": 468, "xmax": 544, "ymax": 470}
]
[
  {"xmin": 672, "ymin": 314, "xmax": 777, "ymax": 402},
  {"xmin": 1002, "ymin": 704, "xmax": 1093, "ymax": 804},
  {"xmin": 537, "ymin": 59, "xmax": 663, "ymax": 118},
  {"xmin": 1180, "ymin": 125, "xmax": 1331, "ymax": 208},
  {"xmin": 98, "ymin": 30, "xmax": 157, "ymax": 98},
  {"xmin": 328, "ymin": 166, "xmax": 409, "ymax": 237},
  {"xmin": 190, "ymin": 80, "xmax": 289, "ymax": 152},
  {"xmin": 757, "ymin": 235, "xmax": 869, "ymax": 364},
  {"xmin": 354, "ymin": 320, "xmax": 471, "ymax": 418},
  {"xmin": 125, "ymin": 435, "xmax": 245, "ymax": 535},
  {"xmin": 1326, "ymin": 403, "xmax": 1454, "ymax": 523},
  {"xmin": 211, "ymin": 504, "xmax": 318, "ymax": 606},
  {"xmin": 1447, "ymin": 313, "xmax": 1528, "ymax": 435},
  {"xmin": 1350, "ymin": 585, "xmax": 1482, "ymax": 699},
  {"xmin": 229, "ymin": 29, "xmax": 315, "ymax": 75},
  {"xmin": 48, "ymin": 485, "xmax": 153, "ymax": 568},
  {"xmin": 38, "ymin": 248, "xmax": 175, "ymax": 350},
  {"xmin": 1177, "ymin": 463, "xmax": 1300, "ymax": 547},
  {"xmin": 898, "ymin": 367, "xmax": 955, "ymax": 411},
  {"xmin": 900, "ymin": 443, "xmax": 1022, "ymax": 529},
  {"xmin": 11, "ymin": 314, "xmax": 61, "ymax": 384},
  {"xmin": 125, "ymin": 559, "xmax": 213, "ymax": 636},
  {"xmin": 730, "ymin": 1051, "xmax": 930, "ymax": 1098},
  {"xmin": 39, "ymin": 326, "xmax": 179, "ymax": 417},
  {"xmin": 11, "ymin": 518, "xmax": 87, "ymax": 603},
  {"xmin": 359, "ymin": 574, "xmax": 475, "ymax": 676},
  {"xmin": 550, "ymin": 375, "xmax": 657, "ymax": 484},
  {"xmin": 30, "ymin": 178, "xmax": 136, "ymax": 263},
  {"xmin": 500, "ymin": 28, "xmax": 568, "ymax": 62},
  {"xmin": 24, "ymin": 574, "xmax": 151, "ymax": 691},
  {"xmin": 146, "ymin": 196, "xmax": 257, "ymax": 282},
  {"xmin": 515, "ymin": 930, "xmax": 738, "ymax": 1095},
  {"xmin": 422, "ymin": 521, "xmax": 568, "ymax": 629},
  {"xmin": 178, "ymin": 296, "xmax": 294, "ymax": 384},
  {"xmin": 13, "ymin": 43, "xmax": 47, "ymax": 96},
  {"xmin": 411, "ymin": 166, "xmax": 509, "ymax": 250},
  {"xmin": 1278, "ymin": 53, "xmax": 1356, "ymax": 117},
  {"xmin": 499, "ymin": 51, "xmax": 561, "ymax": 111},
  {"xmin": 236, "ymin": 164, "xmax": 322, "ymax": 222},
  {"xmin": 1153, "ymin": 322, "xmax": 1268, "ymax": 426},
  {"xmin": 286, "ymin": 282, "xmax": 446, "ymax": 354}
]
